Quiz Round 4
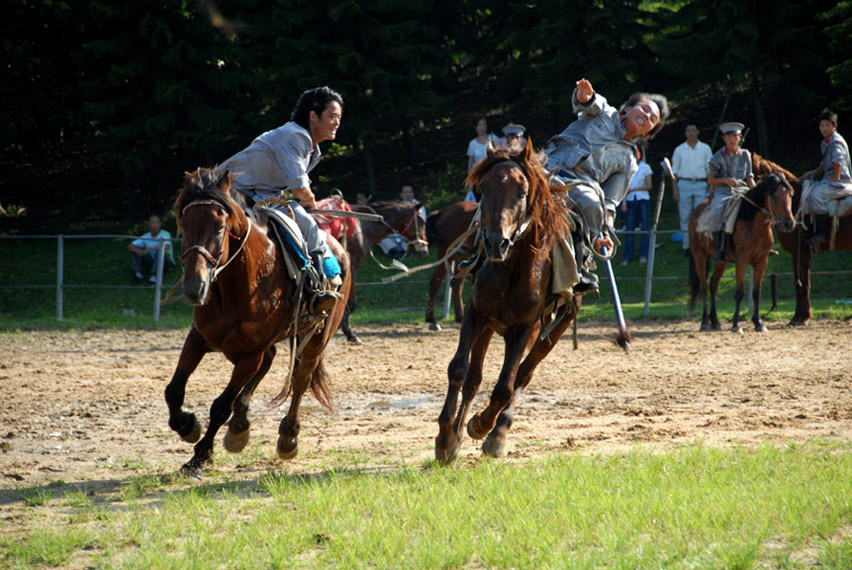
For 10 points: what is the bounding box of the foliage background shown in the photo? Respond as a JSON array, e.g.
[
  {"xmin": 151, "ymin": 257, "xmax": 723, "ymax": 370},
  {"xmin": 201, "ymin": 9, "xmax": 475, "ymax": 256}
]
[{"xmin": 1, "ymin": 0, "xmax": 849, "ymax": 234}]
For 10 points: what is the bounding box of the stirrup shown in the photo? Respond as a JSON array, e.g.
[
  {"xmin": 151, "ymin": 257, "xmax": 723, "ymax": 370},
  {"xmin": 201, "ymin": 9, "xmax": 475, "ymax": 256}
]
[{"xmin": 308, "ymin": 291, "xmax": 340, "ymax": 316}]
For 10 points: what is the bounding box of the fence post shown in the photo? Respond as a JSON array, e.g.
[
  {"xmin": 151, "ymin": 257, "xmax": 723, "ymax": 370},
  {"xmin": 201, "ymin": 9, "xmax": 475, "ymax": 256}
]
[
  {"xmin": 153, "ymin": 238, "xmax": 166, "ymax": 325},
  {"xmin": 56, "ymin": 235, "xmax": 64, "ymax": 321},
  {"xmin": 644, "ymin": 159, "xmax": 672, "ymax": 317},
  {"xmin": 442, "ymin": 261, "xmax": 454, "ymax": 321}
]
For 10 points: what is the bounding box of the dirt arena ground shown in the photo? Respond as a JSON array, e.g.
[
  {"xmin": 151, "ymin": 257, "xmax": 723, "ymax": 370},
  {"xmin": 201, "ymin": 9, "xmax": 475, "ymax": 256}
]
[{"xmin": 1, "ymin": 319, "xmax": 851, "ymax": 494}]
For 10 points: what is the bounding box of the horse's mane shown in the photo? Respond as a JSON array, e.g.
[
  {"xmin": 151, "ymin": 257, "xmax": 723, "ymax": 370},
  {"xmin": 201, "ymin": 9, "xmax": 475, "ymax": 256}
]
[
  {"xmin": 738, "ymin": 173, "xmax": 789, "ymax": 221},
  {"xmin": 466, "ymin": 144, "xmax": 569, "ymax": 238},
  {"xmin": 353, "ymin": 200, "xmax": 421, "ymax": 212},
  {"xmin": 752, "ymin": 153, "xmax": 799, "ymax": 183},
  {"xmin": 174, "ymin": 167, "xmax": 249, "ymax": 236}
]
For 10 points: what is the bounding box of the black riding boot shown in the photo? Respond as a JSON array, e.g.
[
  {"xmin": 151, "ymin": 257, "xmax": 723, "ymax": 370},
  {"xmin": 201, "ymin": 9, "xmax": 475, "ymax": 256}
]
[
  {"xmin": 805, "ymin": 214, "xmax": 830, "ymax": 245},
  {"xmin": 713, "ymin": 231, "xmax": 726, "ymax": 261},
  {"xmin": 304, "ymin": 264, "xmax": 337, "ymax": 316}
]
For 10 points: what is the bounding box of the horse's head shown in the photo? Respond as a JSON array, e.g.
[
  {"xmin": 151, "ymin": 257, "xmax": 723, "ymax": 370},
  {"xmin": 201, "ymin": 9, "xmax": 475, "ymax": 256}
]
[
  {"xmin": 174, "ymin": 167, "xmax": 250, "ymax": 305},
  {"xmin": 762, "ymin": 173, "xmax": 796, "ymax": 233},
  {"xmin": 468, "ymin": 139, "xmax": 548, "ymax": 262},
  {"xmin": 364, "ymin": 200, "xmax": 429, "ymax": 257}
]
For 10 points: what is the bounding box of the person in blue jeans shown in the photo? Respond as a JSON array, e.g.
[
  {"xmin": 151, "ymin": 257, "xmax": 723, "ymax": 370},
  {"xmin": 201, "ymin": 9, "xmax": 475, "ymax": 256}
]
[{"xmin": 621, "ymin": 158, "xmax": 652, "ymax": 265}]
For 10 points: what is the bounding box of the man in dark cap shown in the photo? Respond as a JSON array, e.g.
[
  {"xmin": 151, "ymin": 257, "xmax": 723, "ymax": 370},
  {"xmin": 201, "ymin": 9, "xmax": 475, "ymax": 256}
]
[{"xmin": 706, "ymin": 122, "xmax": 755, "ymax": 260}]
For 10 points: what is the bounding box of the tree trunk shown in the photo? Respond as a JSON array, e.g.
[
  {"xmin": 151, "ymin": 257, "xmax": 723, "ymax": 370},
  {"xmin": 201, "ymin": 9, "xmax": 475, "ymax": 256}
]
[{"xmin": 752, "ymin": 78, "xmax": 770, "ymax": 158}]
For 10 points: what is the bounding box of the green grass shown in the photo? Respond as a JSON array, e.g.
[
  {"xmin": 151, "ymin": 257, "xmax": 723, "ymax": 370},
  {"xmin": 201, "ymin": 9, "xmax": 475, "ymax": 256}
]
[
  {"xmin": 1, "ymin": 209, "xmax": 851, "ymax": 330},
  {"xmin": 2, "ymin": 442, "xmax": 851, "ymax": 569}
]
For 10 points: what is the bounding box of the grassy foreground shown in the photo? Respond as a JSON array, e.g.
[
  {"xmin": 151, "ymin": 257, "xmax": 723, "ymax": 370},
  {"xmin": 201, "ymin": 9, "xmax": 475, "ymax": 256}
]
[{"xmin": 2, "ymin": 442, "xmax": 851, "ymax": 569}]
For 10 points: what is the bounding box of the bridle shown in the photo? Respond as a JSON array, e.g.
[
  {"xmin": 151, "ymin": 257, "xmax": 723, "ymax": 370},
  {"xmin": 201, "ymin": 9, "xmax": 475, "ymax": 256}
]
[
  {"xmin": 180, "ymin": 199, "xmax": 252, "ymax": 280},
  {"xmin": 738, "ymin": 179, "xmax": 793, "ymax": 227},
  {"xmin": 478, "ymin": 159, "xmax": 533, "ymax": 249},
  {"xmin": 365, "ymin": 203, "xmax": 429, "ymax": 251}
]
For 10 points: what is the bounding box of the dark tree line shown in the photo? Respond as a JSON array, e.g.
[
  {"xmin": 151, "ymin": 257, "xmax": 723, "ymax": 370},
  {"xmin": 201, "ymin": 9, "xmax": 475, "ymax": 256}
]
[{"xmin": 1, "ymin": 0, "xmax": 848, "ymax": 228}]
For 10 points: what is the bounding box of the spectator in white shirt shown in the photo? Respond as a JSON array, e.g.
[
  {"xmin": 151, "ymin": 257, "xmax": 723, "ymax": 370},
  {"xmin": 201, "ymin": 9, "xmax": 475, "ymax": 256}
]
[{"xmin": 671, "ymin": 124, "xmax": 712, "ymax": 250}]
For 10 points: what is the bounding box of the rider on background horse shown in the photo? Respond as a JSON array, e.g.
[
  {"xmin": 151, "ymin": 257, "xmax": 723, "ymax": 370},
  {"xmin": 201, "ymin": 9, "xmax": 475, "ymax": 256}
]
[
  {"xmin": 220, "ymin": 86, "xmax": 344, "ymax": 315},
  {"xmin": 799, "ymin": 108, "xmax": 852, "ymax": 245},
  {"xmin": 544, "ymin": 78, "xmax": 669, "ymax": 292},
  {"xmin": 706, "ymin": 122, "xmax": 755, "ymax": 260}
]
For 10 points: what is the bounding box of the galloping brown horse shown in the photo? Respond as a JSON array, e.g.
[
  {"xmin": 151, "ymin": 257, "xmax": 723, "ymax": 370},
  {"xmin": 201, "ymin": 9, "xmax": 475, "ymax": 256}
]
[
  {"xmin": 165, "ymin": 168, "xmax": 351, "ymax": 477},
  {"xmin": 425, "ymin": 201, "xmax": 479, "ymax": 330},
  {"xmin": 336, "ymin": 200, "xmax": 428, "ymax": 343},
  {"xmin": 753, "ymin": 153, "xmax": 852, "ymax": 325},
  {"xmin": 435, "ymin": 140, "xmax": 578, "ymax": 464},
  {"xmin": 688, "ymin": 173, "xmax": 795, "ymax": 332}
]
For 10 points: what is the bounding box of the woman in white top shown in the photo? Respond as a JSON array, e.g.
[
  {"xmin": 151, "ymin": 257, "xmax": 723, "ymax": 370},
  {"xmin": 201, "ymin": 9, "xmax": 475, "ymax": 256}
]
[{"xmin": 467, "ymin": 117, "xmax": 497, "ymax": 173}]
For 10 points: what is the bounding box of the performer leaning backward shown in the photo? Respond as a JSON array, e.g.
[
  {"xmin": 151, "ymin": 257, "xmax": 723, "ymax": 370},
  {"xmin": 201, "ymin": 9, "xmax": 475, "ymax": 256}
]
[
  {"xmin": 705, "ymin": 122, "xmax": 755, "ymax": 260},
  {"xmin": 220, "ymin": 86, "xmax": 344, "ymax": 316},
  {"xmin": 543, "ymin": 78, "xmax": 670, "ymax": 294}
]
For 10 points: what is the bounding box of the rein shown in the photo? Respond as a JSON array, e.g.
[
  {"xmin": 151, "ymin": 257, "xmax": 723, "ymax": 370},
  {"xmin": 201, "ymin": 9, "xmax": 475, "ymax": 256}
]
[
  {"xmin": 738, "ymin": 185, "xmax": 789, "ymax": 227},
  {"xmin": 181, "ymin": 198, "xmax": 253, "ymax": 280}
]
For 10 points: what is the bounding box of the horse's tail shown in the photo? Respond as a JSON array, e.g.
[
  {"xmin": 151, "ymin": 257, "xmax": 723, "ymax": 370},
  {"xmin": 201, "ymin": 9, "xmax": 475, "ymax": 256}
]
[
  {"xmin": 769, "ymin": 272, "xmax": 777, "ymax": 312},
  {"xmin": 310, "ymin": 358, "xmax": 335, "ymax": 412},
  {"xmin": 426, "ymin": 210, "xmax": 440, "ymax": 244},
  {"xmin": 685, "ymin": 251, "xmax": 696, "ymax": 310}
]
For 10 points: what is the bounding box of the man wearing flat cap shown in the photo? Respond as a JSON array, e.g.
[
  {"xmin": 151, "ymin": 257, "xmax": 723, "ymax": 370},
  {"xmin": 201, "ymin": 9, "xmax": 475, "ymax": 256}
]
[
  {"xmin": 497, "ymin": 123, "xmax": 527, "ymax": 152},
  {"xmin": 706, "ymin": 122, "xmax": 755, "ymax": 260}
]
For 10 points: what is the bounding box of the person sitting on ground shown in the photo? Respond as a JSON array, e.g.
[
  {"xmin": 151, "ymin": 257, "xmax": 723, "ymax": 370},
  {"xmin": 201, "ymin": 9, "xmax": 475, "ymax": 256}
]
[
  {"xmin": 544, "ymin": 78, "xmax": 669, "ymax": 291},
  {"xmin": 128, "ymin": 214, "xmax": 175, "ymax": 284},
  {"xmin": 799, "ymin": 108, "xmax": 852, "ymax": 244},
  {"xmin": 219, "ymin": 86, "xmax": 344, "ymax": 315},
  {"xmin": 706, "ymin": 122, "xmax": 755, "ymax": 260}
]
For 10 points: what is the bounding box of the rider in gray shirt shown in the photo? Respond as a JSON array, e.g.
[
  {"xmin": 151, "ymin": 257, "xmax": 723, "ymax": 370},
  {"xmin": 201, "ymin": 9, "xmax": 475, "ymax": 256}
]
[{"xmin": 220, "ymin": 86, "xmax": 344, "ymax": 315}]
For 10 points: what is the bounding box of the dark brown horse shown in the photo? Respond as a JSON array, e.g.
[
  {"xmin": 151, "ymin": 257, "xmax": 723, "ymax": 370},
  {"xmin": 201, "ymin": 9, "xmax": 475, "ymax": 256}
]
[
  {"xmin": 688, "ymin": 173, "xmax": 795, "ymax": 332},
  {"xmin": 753, "ymin": 153, "xmax": 852, "ymax": 325},
  {"xmin": 165, "ymin": 168, "xmax": 351, "ymax": 477},
  {"xmin": 435, "ymin": 141, "xmax": 578, "ymax": 464},
  {"xmin": 335, "ymin": 200, "xmax": 429, "ymax": 344},
  {"xmin": 425, "ymin": 201, "xmax": 479, "ymax": 330}
]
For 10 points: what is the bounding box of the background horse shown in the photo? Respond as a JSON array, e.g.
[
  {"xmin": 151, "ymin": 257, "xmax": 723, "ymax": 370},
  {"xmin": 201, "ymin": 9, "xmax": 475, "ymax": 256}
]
[
  {"xmin": 688, "ymin": 173, "xmax": 795, "ymax": 332},
  {"xmin": 165, "ymin": 168, "xmax": 351, "ymax": 477},
  {"xmin": 435, "ymin": 141, "xmax": 578, "ymax": 464},
  {"xmin": 425, "ymin": 201, "xmax": 479, "ymax": 330},
  {"xmin": 339, "ymin": 200, "xmax": 429, "ymax": 344},
  {"xmin": 753, "ymin": 153, "xmax": 852, "ymax": 325}
]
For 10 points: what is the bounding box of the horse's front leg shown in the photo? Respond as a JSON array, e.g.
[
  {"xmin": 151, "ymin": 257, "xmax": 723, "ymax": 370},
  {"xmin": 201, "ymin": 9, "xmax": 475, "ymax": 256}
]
[
  {"xmin": 276, "ymin": 353, "xmax": 330, "ymax": 460},
  {"xmin": 451, "ymin": 276, "xmax": 465, "ymax": 323},
  {"xmin": 468, "ymin": 325, "xmax": 531, "ymax": 442},
  {"xmin": 483, "ymin": 302, "xmax": 577, "ymax": 458},
  {"xmin": 708, "ymin": 261, "xmax": 725, "ymax": 331},
  {"xmin": 426, "ymin": 264, "xmax": 447, "ymax": 330},
  {"xmin": 751, "ymin": 258, "xmax": 769, "ymax": 332},
  {"xmin": 731, "ymin": 261, "xmax": 747, "ymax": 333},
  {"xmin": 435, "ymin": 309, "xmax": 490, "ymax": 464},
  {"xmin": 165, "ymin": 327, "xmax": 209, "ymax": 444},
  {"xmin": 340, "ymin": 295, "xmax": 361, "ymax": 344},
  {"xmin": 224, "ymin": 345, "xmax": 276, "ymax": 453},
  {"xmin": 182, "ymin": 353, "xmax": 265, "ymax": 478}
]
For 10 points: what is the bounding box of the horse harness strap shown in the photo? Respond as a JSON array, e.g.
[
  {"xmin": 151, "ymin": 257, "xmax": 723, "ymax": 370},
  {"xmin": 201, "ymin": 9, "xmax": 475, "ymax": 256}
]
[{"xmin": 181, "ymin": 198, "xmax": 253, "ymax": 281}]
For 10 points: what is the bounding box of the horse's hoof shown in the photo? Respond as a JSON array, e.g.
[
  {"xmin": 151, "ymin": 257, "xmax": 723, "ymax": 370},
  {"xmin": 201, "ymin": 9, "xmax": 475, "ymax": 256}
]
[
  {"xmin": 180, "ymin": 415, "xmax": 202, "ymax": 444},
  {"xmin": 730, "ymin": 325, "xmax": 743, "ymax": 334},
  {"xmin": 710, "ymin": 323, "xmax": 722, "ymax": 331},
  {"xmin": 755, "ymin": 324, "xmax": 768, "ymax": 333},
  {"xmin": 223, "ymin": 427, "xmax": 250, "ymax": 453},
  {"xmin": 435, "ymin": 437, "xmax": 460, "ymax": 465},
  {"xmin": 481, "ymin": 433, "xmax": 506, "ymax": 458},
  {"xmin": 276, "ymin": 436, "xmax": 298, "ymax": 460},
  {"xmin": 179, "ymin": 463, "xmax": 203, "ymax": 480},
  {"xmin": 467, "ymin": 414, "xmax": 489, "ymax": 440},
  {"xmin": 428, "ymin": 322, "xmax": 442, "ymax": 332},
  {"xmin": 787, "ymin": 319, "xmax": 808, "ymax": 327},
  {"xmin": 699, "ymin": 323, "xmax": 711, "ymax": 332},
  {"xmin": 347, "ymin": 335, "xmax": 362, "ymax": 345}
]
